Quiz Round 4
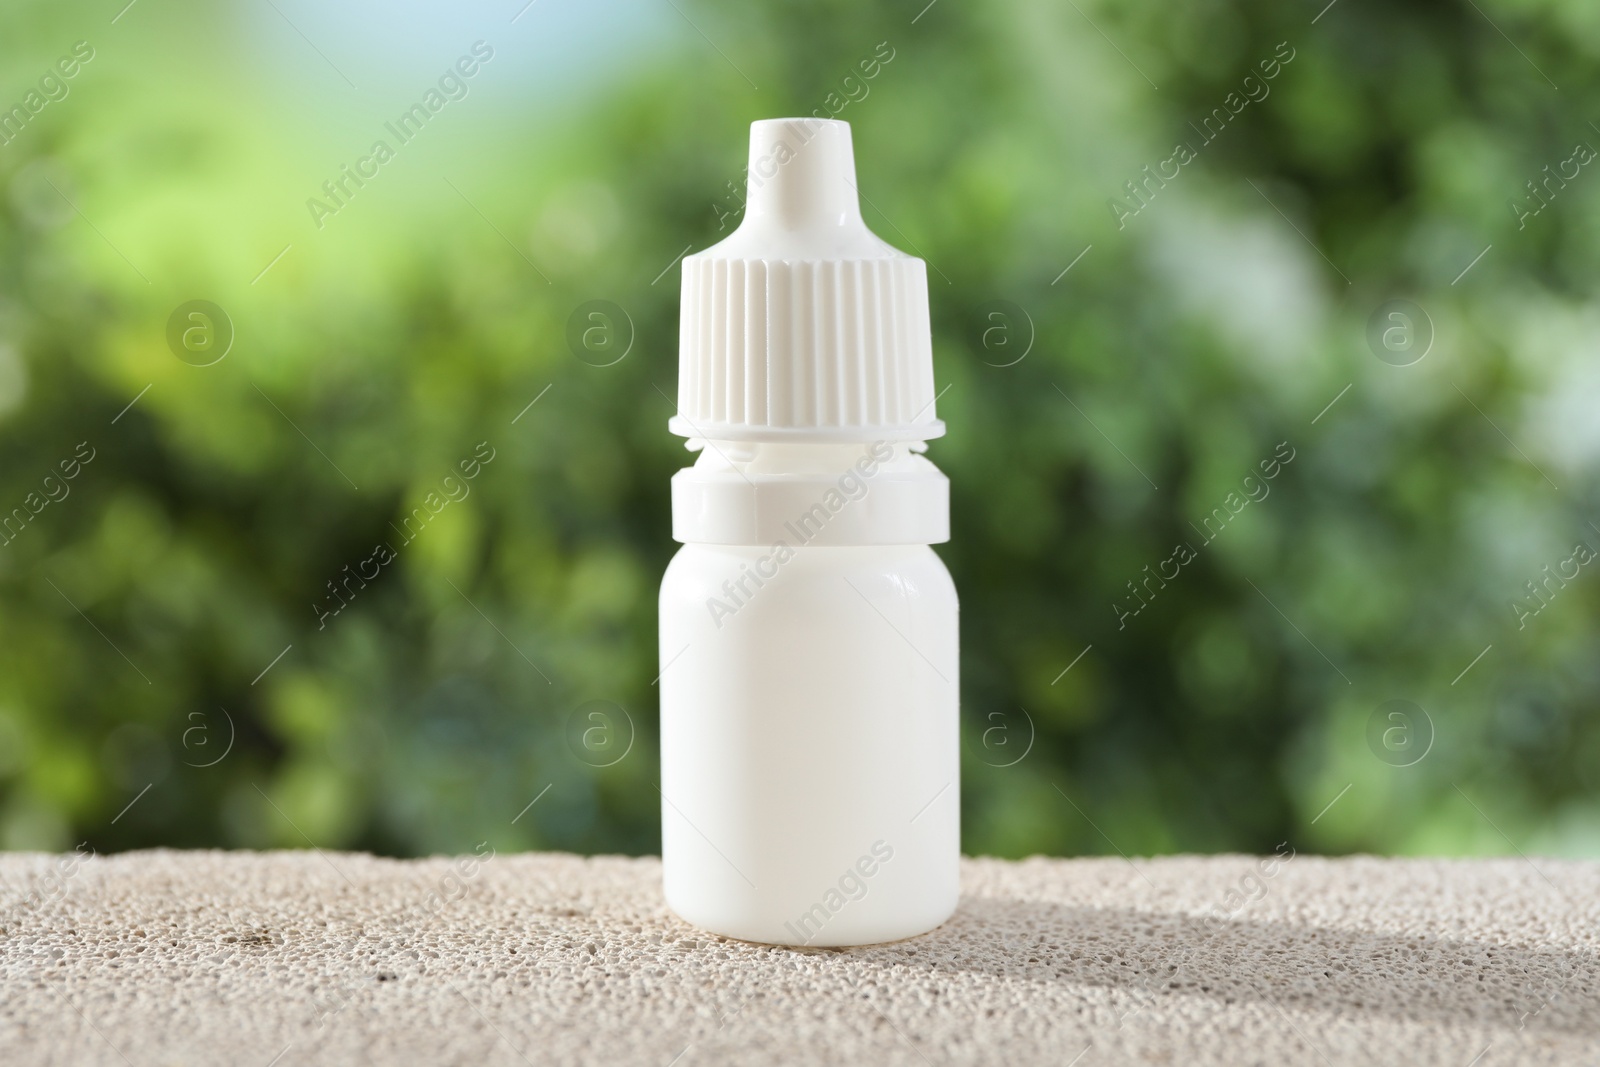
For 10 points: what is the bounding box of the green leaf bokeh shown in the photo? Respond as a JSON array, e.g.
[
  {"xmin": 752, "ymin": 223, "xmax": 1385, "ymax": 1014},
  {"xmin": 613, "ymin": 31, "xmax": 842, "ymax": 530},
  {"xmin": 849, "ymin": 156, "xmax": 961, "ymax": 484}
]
[{"xmin": 1, "ymin": 0, "xmax": 1597, "ymax": 860}]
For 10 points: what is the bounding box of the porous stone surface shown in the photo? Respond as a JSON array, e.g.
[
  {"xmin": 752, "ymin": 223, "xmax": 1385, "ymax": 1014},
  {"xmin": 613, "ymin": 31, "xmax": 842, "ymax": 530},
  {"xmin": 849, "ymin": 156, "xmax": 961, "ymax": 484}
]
[{"xmin": 0, "ymin": 850, "xmax": 1596, "ymax": 1065}]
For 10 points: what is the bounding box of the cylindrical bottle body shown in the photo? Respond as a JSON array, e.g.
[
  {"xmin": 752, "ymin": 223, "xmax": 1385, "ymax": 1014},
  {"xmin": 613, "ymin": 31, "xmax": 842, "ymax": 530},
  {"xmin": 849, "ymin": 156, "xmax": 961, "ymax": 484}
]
[{"xmin": 659, "ymin": 542, "xmax": 959, "ymax": 946}]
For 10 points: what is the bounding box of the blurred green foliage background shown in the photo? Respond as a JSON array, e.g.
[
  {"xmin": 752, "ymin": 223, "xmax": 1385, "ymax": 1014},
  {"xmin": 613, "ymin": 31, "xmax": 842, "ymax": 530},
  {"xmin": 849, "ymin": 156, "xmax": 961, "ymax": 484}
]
[{"xmin": 0, "ymin": 0, "xmax": 1597, "ymax": 862}]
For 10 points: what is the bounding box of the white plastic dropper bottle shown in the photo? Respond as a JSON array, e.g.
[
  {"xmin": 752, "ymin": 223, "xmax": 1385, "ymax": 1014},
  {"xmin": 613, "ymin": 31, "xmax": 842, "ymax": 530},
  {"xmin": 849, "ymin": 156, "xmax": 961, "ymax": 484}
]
[{"xmin": 659, "ymin": 118, "xmax": 958, "ymax": 947}]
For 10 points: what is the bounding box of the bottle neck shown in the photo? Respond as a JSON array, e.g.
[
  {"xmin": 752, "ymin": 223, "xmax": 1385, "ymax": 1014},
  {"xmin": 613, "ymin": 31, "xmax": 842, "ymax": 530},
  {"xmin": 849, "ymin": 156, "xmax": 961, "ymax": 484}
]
[
  {"xmin": 688, "ymin": 439, "xmax": 921, "ymax": 476},
  {"xmin": 671, "ymin": 439, "xmax": 948, "ymax": 548}
]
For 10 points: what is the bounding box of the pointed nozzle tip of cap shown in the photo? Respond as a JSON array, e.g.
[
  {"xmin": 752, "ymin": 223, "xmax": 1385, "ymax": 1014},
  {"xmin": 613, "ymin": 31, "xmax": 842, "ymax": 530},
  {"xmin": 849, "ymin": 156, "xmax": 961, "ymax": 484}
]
[{"xmin": 742, "ymin": 118, "xmax": 862, "ymax": 231}]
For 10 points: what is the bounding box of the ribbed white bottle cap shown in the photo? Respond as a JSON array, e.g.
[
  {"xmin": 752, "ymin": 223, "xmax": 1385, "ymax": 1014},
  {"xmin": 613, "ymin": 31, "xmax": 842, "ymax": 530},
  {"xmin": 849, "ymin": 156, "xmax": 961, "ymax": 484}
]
[{"xmin": 671, "ymin": 118, "xmax": 943, "ymax": 443}]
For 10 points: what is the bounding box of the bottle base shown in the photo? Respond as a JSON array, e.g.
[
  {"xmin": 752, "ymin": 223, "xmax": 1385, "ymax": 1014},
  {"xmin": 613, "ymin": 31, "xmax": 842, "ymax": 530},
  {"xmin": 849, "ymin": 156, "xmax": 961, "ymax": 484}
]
[{"xmin": 664, "ymin": 895, "xmax": 959, "ymax": 949}]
